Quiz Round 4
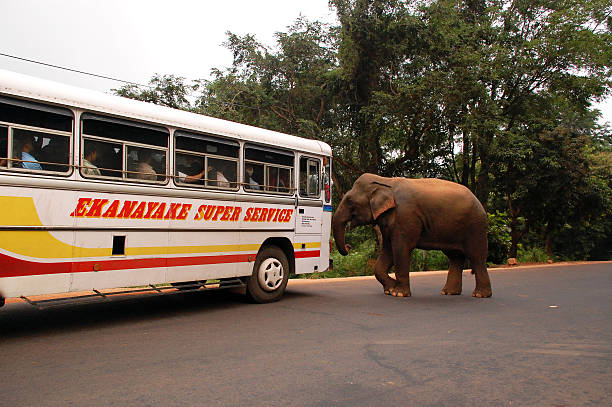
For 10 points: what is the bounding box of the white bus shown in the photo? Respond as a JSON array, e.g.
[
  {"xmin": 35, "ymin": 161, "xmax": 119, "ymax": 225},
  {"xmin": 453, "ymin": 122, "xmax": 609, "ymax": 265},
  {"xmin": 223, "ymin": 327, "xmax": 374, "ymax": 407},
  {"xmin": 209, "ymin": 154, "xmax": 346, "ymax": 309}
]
[{"xmin": 0, "ymin": 69, "xmax": 333, "ymax": 306}]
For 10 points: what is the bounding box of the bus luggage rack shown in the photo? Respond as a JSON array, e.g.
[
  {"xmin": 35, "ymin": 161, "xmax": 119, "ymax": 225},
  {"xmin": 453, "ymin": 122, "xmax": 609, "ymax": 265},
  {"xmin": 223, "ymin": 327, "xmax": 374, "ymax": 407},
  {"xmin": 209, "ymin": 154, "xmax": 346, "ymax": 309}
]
[{"xmin": 19, "ymin": 278, "xmax": 246, "ymax": 309}]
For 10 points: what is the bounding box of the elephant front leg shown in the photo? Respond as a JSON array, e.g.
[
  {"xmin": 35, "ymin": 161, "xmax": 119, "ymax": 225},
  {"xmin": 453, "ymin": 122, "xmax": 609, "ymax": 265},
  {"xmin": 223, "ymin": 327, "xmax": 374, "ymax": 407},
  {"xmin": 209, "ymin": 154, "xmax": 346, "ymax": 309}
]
[{"xmin": 388, "ymin": 241, "xmax": 413, "ymax": 297}]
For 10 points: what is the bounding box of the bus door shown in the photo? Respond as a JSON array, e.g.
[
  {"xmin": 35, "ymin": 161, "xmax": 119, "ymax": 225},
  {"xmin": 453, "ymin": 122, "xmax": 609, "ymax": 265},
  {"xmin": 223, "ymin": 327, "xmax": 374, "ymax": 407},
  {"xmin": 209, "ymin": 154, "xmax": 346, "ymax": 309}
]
[{"xmin": 295, "ymin": 155, "xmax": 323, "ymax": 272}]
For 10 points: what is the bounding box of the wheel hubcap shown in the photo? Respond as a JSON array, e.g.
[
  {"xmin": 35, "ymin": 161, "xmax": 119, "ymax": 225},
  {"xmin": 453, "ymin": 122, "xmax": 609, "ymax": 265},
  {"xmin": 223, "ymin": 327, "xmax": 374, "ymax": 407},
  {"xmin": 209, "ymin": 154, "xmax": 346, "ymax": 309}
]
[{"xmin": 258, "ymin": 258, "xmax": 284, "ymax": 292}]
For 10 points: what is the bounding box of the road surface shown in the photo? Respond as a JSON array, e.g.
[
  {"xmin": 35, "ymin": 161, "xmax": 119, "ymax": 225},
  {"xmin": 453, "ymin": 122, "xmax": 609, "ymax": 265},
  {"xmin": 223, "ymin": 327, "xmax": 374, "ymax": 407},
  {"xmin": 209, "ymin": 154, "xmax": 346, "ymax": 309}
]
[{"xmin": 1, "ymin": 263, "xmax": 611, "ymax": 406}]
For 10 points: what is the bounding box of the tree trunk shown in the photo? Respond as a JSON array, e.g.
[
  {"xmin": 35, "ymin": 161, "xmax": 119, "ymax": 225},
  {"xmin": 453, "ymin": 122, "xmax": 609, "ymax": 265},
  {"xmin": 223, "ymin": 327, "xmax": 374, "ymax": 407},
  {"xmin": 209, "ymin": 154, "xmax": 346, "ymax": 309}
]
[{"xmin": 545, "ymin": 231, "xmax": 553, "ymax": 259}]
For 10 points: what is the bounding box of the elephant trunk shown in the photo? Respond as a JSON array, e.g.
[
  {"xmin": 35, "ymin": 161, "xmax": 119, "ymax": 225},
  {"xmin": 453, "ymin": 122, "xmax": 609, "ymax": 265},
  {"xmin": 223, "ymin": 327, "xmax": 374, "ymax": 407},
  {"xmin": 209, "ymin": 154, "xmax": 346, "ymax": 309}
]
[{"xmin": 332, "ymin": 204, "xmax": 351, "ymax": 256}]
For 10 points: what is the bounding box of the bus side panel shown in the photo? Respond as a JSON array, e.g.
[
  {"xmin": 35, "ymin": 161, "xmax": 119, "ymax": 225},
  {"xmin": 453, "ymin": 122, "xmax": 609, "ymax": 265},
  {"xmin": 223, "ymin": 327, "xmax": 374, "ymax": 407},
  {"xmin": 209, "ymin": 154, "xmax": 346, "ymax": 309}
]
[
  {"xmin": 0, "ymin": 189, "xmax": 77, "ymax": 298},
  {"xmin": 69, "ymin": 230, "xmax": 169, "ymax": 292},
  {"xmin": 0, "ymin": 274, "xmax": 72, "ymax": 298},
  {"xmin": 166, "ymin": 230, "xmax": 242, "ymax": 283}
]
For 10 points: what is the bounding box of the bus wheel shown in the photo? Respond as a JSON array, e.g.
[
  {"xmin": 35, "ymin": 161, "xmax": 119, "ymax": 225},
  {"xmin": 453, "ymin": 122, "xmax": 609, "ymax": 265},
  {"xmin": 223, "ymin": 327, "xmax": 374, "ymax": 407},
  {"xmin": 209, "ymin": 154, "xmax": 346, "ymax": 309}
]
[{"xmin": 246, "ymin": 246, "xmax": 289, "ymax": 303}]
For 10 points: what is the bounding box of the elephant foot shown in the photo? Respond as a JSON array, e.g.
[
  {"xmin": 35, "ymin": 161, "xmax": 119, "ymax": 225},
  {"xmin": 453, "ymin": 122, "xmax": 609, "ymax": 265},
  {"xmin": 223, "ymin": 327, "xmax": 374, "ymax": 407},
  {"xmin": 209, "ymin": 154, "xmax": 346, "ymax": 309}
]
[
  {"xmin": 441, "ymin": 287, "xmax": 462, "ymax": 295},
  {"xmin": 472, "ymin": 287, "xmax": 492, "ymax": 298},
  {"xmin": 384, "ymin": 285, "xmax": 411, "ymax": 297}
]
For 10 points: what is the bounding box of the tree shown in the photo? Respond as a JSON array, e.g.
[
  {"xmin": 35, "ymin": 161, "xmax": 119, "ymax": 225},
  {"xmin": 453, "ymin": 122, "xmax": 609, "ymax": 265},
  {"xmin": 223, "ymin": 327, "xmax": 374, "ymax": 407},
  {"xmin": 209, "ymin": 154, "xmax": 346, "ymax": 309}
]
[
  {"xmin": 197, "ymin": 18, "xmax": 338, "ymax": 137},
  {"xmin": 113, "ymin": 74, "xmax": 196, "ymax": 111}
]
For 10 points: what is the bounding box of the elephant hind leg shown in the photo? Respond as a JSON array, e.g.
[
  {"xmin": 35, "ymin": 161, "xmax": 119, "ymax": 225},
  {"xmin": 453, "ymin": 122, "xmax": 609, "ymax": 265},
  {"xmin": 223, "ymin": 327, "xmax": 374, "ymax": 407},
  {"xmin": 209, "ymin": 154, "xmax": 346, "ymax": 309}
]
[
  {"xmin": 373, "ymin": 244, "xmax": 396, "ymax": 294},
  {"xmin": 441, "ymin": 250, "xmax": 464, "ymax": 295},
  {"xmin": 470, "ymin": 256, "xmax": 492, "ymax": 298}
]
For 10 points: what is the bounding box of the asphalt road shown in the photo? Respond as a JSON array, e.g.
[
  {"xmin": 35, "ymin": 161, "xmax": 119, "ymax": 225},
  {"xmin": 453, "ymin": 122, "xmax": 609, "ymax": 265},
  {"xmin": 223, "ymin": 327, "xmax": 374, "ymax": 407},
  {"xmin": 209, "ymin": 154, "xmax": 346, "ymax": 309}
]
[{"xmin": 1, "ymin": 263, "xmax": 611, "ymax": 407}]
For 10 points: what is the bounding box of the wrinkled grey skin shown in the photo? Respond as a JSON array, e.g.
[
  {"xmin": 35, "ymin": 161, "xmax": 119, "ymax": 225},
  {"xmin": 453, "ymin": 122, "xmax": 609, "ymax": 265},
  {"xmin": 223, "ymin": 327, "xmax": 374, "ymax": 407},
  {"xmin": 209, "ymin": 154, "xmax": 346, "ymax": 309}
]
[{"xmin": 333, "ymin": 173, "xmax": 492, "ymax": 298}]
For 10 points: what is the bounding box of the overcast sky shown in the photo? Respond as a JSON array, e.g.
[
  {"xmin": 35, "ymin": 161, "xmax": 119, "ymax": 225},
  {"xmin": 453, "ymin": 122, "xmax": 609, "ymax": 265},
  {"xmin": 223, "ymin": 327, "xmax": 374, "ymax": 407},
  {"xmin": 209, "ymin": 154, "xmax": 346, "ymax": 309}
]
[
  {"xmin": 0, "ymin": 0, "xmax": 336, "ymax": 89},
  {"xmin": 1, "ymin": 0, "xmax": 609, "ymax": 124}
]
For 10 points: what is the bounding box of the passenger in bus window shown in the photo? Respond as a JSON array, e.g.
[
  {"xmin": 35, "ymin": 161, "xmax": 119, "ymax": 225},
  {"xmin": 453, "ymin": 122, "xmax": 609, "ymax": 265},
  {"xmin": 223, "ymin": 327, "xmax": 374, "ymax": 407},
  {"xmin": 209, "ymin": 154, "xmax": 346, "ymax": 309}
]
[
  {"xmin": 135, "ymin": 149, "xmax": 157, "ymax": 181},
  {"xmin": 209, "ymin": 162, "xmax": 230, "ymax": 188},
  {"xmin": 245, "ymin": 164, "xmax": 261, "ymax": 190},
  {"xmin": 19, "ymin": 135, "xmax": 43, "ymax": 170},
  {"xmin": 40, "ymin": 135, "xmax": 69, "ymax": 171},
  {"xmin": 97, "ymin": 144, "xmax": 122, "ymax": 178},
  {"xmin": 177, "ymin": 156, "xmax": 206, "ymax": 183},
  {"xmin": 82, "ymin": 143, "xmax": 101, "ymax": 176}
]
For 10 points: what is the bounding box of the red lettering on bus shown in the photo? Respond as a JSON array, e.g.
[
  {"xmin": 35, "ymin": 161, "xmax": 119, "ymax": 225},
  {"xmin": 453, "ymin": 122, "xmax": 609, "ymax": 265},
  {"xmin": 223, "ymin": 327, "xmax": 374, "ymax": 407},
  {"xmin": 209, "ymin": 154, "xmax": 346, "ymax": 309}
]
[
  {"xmin": 144, "ymin": 202, "xmax": 160, "ymax": 219},
  {"xmin": 284, "ymin": 209, "xmax": 294, "ymax": 222},
  {"xmin": 220, "ymin": 206, "xmax": 233, "ymax": 221},
  {"xmin": 102, "ymin": 200, "xmax": 120, "ymax": 218},
  {"xmin": 273, "ymin": 208, "xmax": 281, "ymax": 222},
  {"xmin": 117, "ymin": 201, "xmax": 138, "ymax": 218},
  {"xmin": 212, "ymin": 206, "xmax": 225, "ymax": 221},
  {"xmin": 243, "ymin": 207, "xmax": 253, "ymax": 221},
  {"xmin": 230, "ymin": 206, "xmax": 242, "ymax": 221},
  {"xmin": 130, "ymin": 201, "xmax": 147, "ymax": 219},
  {"xmin": 266, "ymin": 208, "xmax": 277, "ymax": 222},
  {"xmin": 259, "ymin": 208, "xmax": 268, "ymax": 222},
  {"xmin": 151, "ymin": 203, "xmax": 166, "ymax": 219},
  {"xmin": 203, "ymin": 205, "xmax": 216, "ymax": 221},
  {"xmin": 70, "ymin": 198, "xmax": 92, "ymax": 217},
  {"xmin": 164, "ymin": 203, "xmax": 181, "ymax": 220},
  {"xmin": 84, "ymin": 199, "xmax": 108, "ymax": 217},
  {"xmin": 176, "ymin": 204, "xmax": 192, "ymax": 220},
  {"xmin": 252, "ymin": 208, "xmax": 261, "ymax": 222},
  {"xmin": 194, "ymin": 205, "xmax": 206, "ymax": 221}
]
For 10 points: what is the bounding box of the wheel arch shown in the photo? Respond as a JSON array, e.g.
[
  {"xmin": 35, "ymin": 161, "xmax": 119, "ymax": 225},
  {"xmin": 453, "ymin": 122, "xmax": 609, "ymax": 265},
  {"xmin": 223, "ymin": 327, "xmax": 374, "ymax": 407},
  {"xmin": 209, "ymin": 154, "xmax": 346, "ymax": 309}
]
[{"xmin": 259, "ymin": 237, "xmax": 295, "ymax": 275}]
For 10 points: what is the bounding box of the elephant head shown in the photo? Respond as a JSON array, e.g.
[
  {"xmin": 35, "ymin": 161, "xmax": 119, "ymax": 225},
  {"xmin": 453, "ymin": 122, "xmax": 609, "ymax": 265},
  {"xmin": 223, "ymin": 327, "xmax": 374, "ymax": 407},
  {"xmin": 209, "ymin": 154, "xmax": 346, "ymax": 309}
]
[{"xmin": 332, "ymin": 173, "xmax": 396, "ymax": 256}]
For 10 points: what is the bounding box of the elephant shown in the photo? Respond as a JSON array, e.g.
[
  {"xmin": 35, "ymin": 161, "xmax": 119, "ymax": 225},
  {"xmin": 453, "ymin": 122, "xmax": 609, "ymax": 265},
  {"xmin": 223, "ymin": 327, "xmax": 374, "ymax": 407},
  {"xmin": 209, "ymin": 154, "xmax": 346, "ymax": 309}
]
[{"xmin": 332, "ymin": 173, "xmax": 492, "ymax": 298}]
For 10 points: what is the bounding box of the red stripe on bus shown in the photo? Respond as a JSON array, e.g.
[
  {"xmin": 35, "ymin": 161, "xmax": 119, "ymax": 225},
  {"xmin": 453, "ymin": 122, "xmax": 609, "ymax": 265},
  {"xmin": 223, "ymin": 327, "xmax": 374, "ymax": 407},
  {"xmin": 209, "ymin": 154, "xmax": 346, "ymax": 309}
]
[
  {"xmin": 295, "ymin": 250, "xmax": 320, "ymax": 258},
  {"xmin": 0, "ymin": 250, "xmax": 321, "ymax": 278}
]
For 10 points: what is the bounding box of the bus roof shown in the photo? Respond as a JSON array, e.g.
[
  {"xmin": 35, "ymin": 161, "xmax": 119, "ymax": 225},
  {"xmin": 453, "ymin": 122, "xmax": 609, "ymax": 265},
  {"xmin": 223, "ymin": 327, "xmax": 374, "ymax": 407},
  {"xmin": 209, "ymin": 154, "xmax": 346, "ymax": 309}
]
[{"xmin": 0, "ymin": 69, "xmax": 332, "ymax": 156}]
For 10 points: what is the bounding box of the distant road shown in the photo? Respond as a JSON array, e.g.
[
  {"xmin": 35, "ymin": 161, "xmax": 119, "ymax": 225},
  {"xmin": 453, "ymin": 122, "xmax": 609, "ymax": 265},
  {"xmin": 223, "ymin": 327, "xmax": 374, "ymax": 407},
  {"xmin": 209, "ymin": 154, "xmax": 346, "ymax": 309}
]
[{"xmin": 1, "ymin": 262, "xmax": 611, "ymax": 407}]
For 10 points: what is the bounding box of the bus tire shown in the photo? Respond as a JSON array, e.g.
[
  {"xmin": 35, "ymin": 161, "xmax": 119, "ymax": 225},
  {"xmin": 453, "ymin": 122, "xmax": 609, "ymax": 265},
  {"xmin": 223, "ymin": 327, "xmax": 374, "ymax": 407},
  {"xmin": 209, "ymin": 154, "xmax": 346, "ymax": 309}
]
[{"xmin": 246, "ymin": 246, "xmax": 289, "ymax": 303}]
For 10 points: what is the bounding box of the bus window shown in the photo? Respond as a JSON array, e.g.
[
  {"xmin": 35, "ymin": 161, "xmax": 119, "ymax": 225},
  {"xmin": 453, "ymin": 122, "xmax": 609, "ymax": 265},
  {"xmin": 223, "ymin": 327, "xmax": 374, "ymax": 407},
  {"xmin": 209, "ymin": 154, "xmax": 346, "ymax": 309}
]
[
  {"xmin": 244, "ymin": 146, "xmax": 294, "ymax": 194},
  {"xmin": 81, "ymin": 114, "xmax": 168, "ymax": 182},
  {"xmin": 175, "ymin": 132, "xmax": 238, "ymax": 189},
  {"xmin": 299, "ymin": 157, "xmax": 320, "ymax": 197},
  {"xmin": 0, "ymin": 97, "xmax": 72, "ymax": 173}
]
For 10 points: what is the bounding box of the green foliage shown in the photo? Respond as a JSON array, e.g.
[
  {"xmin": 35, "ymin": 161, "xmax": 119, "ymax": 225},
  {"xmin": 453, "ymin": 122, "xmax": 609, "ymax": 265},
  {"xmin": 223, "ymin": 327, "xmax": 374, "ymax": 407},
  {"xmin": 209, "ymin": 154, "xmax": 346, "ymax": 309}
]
[
  {"xmin": 516, "ymin": 246, "xmax": 549, "ymax": 263},
  {"xmin": 410, "ymin": 250, "xmax": 449, "ymax": 272},
  {"xmin": 295, "ymin": 238, "xmax": 376, "ymax": 279},
  {"xmin": 113, "ymin": 74, "xmax": 196, "ymax": 110},
  {"xmin": 487, "ymin": 211, "xmax": 512, "ymax": 264}
]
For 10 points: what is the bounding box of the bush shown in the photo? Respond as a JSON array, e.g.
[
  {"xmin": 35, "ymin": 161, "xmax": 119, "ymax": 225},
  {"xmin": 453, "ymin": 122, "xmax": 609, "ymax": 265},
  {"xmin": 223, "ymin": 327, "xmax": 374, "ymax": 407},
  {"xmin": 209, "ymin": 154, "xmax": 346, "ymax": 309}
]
[
  {"xmin": 295, "ymin": 238, "xmax": 376, "ymax": 279},
  {"xmin": 517, "ymin": 245, "xmax": 549, "ymax": 263},
  {"xmin": 410, "ymin": 249, "xmax": 449, "ymax": 272},
  {"xmin": 487, "ymin": 211, "xmax": 511, "ymax": 264}
]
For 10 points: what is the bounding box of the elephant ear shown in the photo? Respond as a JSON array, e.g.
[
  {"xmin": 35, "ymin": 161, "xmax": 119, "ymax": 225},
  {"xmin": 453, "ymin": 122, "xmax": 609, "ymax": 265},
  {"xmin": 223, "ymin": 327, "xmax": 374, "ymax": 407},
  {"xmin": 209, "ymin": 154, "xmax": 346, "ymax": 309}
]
[{"xmin": 370, "ymin": 182, "xmax": 396, "ymax": 220}]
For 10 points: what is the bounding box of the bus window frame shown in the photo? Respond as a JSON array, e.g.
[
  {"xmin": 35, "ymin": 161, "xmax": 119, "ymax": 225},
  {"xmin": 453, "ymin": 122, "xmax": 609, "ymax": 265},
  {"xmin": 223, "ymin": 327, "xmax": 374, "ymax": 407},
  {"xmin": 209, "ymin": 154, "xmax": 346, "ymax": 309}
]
[
  {"xmin": 299, "ymin": 155, "xmax": 322, "ymax": 199},
  {"xmin": 173, "ymin": 131, "xmax": 240, "ymax": 191},
  {"xmin": 79, "ymin": 118, "xmax": 170, "ymax": 185},
  {"xmin": 0, "ymin": 121, "xmax": 74, "ymax": 176}
]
